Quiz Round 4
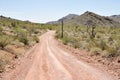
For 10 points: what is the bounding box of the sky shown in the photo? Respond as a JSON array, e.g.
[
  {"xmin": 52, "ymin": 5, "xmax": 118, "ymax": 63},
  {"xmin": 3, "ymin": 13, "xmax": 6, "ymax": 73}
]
[{"xmin": 0, "ymin": 0, "xmax": 120, "ymax": 23}]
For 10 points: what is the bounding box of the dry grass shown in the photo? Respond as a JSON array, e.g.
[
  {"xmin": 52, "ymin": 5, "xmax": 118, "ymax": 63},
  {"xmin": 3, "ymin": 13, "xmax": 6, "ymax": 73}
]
[{"xmin": 5, "ymin": 45, "xmax": 27, "ymax": 58}]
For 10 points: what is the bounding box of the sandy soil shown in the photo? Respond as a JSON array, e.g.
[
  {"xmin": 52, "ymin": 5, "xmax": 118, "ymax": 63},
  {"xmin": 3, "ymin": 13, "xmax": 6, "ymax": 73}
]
[{"xmin": 0, "ymin": 31, "xmax": 118, "ymax": 80}]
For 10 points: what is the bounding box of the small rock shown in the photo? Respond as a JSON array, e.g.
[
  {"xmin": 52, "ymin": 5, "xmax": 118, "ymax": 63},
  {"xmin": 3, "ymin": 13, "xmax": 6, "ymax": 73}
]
[
  {"xmin": 118, "ymin": 60, "xmax": 120, "ymax": 63},
  {"xmin": 98, "ymin": 59, "xmax": 101, "ymax": 62},
  {"xmin": 17, "ymin": 62, "xmax": 20, "ymax": 65},
  {"xmin": 75, "ymin": 52, "xmax": 78, "ymax": 54}
]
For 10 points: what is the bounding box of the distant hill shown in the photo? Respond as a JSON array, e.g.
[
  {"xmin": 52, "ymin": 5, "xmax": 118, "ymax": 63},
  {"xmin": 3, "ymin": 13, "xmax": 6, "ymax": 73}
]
[
  {"xmin": 0, "ymin": 15, "xmax": 35, "ymax": 24},
  {"xmin": 0, "ymin": 15, "xmax": 23, "ymax": 22},
  {"xmin": 58, "ymin": 14, "xmax": 79, "ymax": 21},
  {"xmin": 47, "ymin": 14, "xmax": 79, "ymax": 24},
  {"xmin": 109, "ymin": 15, "xmax": 120, "ymax": 23},
  {"xmin": 47, "ymin": 11, "xmax": 120, "ymax": 27}
]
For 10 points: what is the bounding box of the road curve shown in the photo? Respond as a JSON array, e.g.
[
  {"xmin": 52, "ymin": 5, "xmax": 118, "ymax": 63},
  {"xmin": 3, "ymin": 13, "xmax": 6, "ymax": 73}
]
[{"xmin": 1, "ymin": 31, "xmax": 117, "ymax": 80}]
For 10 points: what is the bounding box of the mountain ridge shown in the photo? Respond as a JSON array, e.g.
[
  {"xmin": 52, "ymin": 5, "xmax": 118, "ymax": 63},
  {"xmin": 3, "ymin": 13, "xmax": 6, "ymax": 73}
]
[
  {"xmin": 47, "ymin": 11, "xmax": 120, "ymax": 27},
  {"xmin": 47, "ymin": 14, "xmax": 79, "ymax": 24},
  {"xmin": 109, "ymin": 15, "xmax": 120, "ymax": 23}
]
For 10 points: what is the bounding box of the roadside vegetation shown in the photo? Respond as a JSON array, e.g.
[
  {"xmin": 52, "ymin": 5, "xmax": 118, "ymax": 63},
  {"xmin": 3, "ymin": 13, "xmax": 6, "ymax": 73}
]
[
  {"xmin": 0, "ymin": 16, "xmax": 51, "ymax": 72},
  {"xmin": 56, "ymin": 24, "xmax": 120, "ymax": 58}
]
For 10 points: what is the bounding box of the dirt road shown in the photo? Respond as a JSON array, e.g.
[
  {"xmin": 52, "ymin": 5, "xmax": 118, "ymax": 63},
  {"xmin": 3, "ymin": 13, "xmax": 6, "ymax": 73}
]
[{"xmin": 1, "ymin": 31, "xmax": 117, "ymax": 80}]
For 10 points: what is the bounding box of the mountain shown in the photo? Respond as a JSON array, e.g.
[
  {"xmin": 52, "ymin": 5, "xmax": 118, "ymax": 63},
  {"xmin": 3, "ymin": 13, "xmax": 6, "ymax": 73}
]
[
  {"xmin": 47, "ymin": 14, "xmax": 79, "ymax": 24},
  {"xmin": 65, "ymin": 11, "xmax": 120, "ymax": 27},
  {"xmin": 47, "ymin": 11, "xmax": 120, "ymax": 27},
  {"xmin": 109, "ymin": 15, "xmax": 120, "ymax": 23},
  {"xmin": 58, "ymin": 14, "xmax": 79, "ymax": 21}
]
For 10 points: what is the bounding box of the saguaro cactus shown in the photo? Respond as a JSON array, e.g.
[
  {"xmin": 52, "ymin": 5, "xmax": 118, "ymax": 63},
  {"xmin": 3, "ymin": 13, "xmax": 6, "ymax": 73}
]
[{"xmin": 61, "ymin": 20, "xmax": 64, "ymax": 38}]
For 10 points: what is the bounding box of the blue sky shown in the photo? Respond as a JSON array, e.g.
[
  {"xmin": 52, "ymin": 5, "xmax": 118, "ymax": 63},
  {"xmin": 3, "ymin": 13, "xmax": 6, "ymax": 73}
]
[{"xmin": 0, "ymin": 0, "xmax": 120, "ymax": 23}]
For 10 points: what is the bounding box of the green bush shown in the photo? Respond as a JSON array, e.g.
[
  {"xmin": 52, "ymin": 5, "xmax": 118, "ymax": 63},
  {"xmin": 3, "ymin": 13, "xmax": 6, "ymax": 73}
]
[
  {"xmin": 106, "ymin": 46, "xmax": 117, "ymax": 57},
  {"xmin": 19, "ymin": 37, "xmax": 29, "ymax": 45},
  {"xmin": 62, "ymin": 37, "xmax": 69, "ymax": 45},
  {"xmin": 0, "ymin": 35, "xmax": 13, "ymax": 49},
  {"xmin": 55, "ymin": 31, "xmax": 61, "ymax": 38}
]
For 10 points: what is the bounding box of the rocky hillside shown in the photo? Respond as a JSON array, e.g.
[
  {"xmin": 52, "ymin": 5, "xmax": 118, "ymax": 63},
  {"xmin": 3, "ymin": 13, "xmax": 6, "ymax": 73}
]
[
  {"xmin": 58, "ymin": 14, "xmax": 79, "ymax": 22},
  {"xmin": 109, "ymin": 15, "xmax": 120, "ymax": 23},
  {"xmin": 48, "ymin": 11, "xmax": 120, "ymax": 27},
  {"xmin": 47, "ymin": 14, "xmax": 79, "ymax": 24}
]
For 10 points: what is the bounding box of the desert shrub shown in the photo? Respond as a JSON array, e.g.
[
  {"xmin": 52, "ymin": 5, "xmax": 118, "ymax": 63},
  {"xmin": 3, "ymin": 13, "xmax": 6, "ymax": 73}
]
[
  {"xmin": 95, "ymin": 39, "xmax": 107, "ymax": 50},
  {"xmin": 32, "ymin": 36, "xmax": 39, "ymax": 43},
  {"xmin": 0, "ymin": 35, "xmax": 13, "ymax": 49},
  {"xmin": 55, "ymin": 31, "xmax": 61, "ymax": 38},
  {"xmin": 13, "ymin": 27, "xmax": 27, "ymax": 36},
  {"xmin": 81, "ymin": 32, "xmax": 88, "ymax": 39},
  {"xmin": 11, "ymin": 40, "xmax": 25, "ymax": 47},
  {"xmin": 95, "ymin": 33, "xmax": 101, "ymax": 39},
  {"xmin": 24, "ymin": 36, "xmax": 39, "ymax": 46},
  {"xmin": 71, "ymin": 38, "xmax": 80, "ymax": 49},
  {"xmin": 90, "ymin": 47, "xmax": 102, "ymax": 56},
  {"xmin": 18, "ymin": 37, "xmax": 28, "ymax": 45},
  {"xmin": 26, "ymin": 25, "xmax": 37, "ymax": 36},
  {"xmin": 73, "ymin": 42, "xmax": 79, "ymax": 49},
  {"xmin": 62, "ymin": 36, "xmax": 72, "ymax": 45},
  {"xmin": 116, "ymin": 48, "xmax": 120, "ymax": 56},
  {"xmin": 0, "ymin": 27, "xmax": 3, "ymax": 34},
  {"xmin": 77, "ymin": 40, "xmax": 88, "ymax": 49},
  {"xmin": 106, "ymin": 46, "xmax": 117, "ymax": 57},
  {"xmin": 56, "ymin": 30, "xmax": 72, "ymax": 45},
  {"xmin": 56, "ymin": 25, "xmax": 120, "ymax": 57},
  {"xmin": 33, "ymin": 29, "xmax": 40, "ymax": 34},
  {"xmin": 11, "ymin": 22, "xmax": 17, "ymax": 27},
  {"xmin": 13, "ymin": 27, "xmax": 30, "ymax": 45},
  {"xmin": 5, "ymin": 45, "xmax": 26, "ymax": 58},
  {"xmin": 101, "ymin": 50, "xmax": 111, "ymax": 57}
]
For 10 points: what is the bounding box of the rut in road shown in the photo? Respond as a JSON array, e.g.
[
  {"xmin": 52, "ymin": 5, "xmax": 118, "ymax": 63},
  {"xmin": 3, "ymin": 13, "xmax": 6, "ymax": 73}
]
[{"xmin": 1, "ymin": 31, "xmax": 117, "ymax": 80}]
